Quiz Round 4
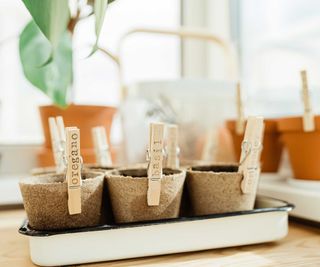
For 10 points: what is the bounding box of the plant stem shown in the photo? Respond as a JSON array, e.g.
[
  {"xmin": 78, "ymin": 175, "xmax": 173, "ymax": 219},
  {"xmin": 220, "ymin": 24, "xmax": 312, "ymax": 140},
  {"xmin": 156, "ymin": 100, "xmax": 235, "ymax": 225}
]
[{"xmin": 67, "ymin": 9, "xmax": 80, "ymax": 34}]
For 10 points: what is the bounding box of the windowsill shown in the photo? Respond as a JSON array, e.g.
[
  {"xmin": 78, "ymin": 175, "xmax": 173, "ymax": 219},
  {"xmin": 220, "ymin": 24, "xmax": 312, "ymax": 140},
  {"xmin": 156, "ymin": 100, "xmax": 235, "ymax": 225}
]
[
  {"xmin": 0, "ymin": 176, "xmax": 23, "ymax": 206},
  {"xmin": 0, "ymin": 136, "xmax": 43, "ymax": 146}
]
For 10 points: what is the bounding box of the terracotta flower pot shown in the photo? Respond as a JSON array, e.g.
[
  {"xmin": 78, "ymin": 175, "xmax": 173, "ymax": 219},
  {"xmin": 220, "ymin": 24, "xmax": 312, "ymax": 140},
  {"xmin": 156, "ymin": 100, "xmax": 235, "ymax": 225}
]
[
  {"xmin": 226, "ymin": 119, "xmax": 283, "ymax": 172},
  {"xmin": 195, "ymin": 127, "xmax": 236, "ymax": 162},
  {"xmin": 19, "ymin": 171, "xmax": 105, "ymax": 230},
  {"xmin": 36, "ymin": 147, "xmax": 102, "ymax": 167},
  {"xmin": 83, "ymin": 164, "xmax": 115, "ymax": 174},
  {"xmin": 106, "ymin": 168, "xmax": 186, "ymax": 223},
  {"xmin": 187, "ymin": 165, "xmax": 258, "ymax": 216},
  {"xmin": 38, "ymin": 104, "xmax": 116, "ymax": 166},
  {"xmin": 277, "ymin": 116, "xmax": 320, "ymax": 180}
]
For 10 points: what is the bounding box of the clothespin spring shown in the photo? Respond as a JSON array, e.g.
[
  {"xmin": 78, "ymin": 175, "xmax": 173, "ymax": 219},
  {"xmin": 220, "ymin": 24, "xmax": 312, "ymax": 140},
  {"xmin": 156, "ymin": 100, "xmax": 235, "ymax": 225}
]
[{"xmin": 239, "ymin": 140, "xmax": 263, "ymax": 168}]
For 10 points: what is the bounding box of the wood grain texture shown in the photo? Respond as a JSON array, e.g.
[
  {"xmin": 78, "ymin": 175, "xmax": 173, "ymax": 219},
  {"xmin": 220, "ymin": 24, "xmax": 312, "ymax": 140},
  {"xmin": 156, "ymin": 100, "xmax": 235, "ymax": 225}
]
[{"xmin": 0, "ymin": 210, "xmax": 320, "ymax": 267}]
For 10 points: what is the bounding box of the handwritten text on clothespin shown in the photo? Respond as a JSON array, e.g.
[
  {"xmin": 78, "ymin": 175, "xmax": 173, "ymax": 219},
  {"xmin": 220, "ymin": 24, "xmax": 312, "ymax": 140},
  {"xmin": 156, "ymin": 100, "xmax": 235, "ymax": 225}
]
[
  {"xmin": 66, "ymin": 127, "xmax": 82, "ymax": 215},
  {"xmin": 147, "ymin": 123, "xmax": 164, "ymax": 206},
  {"xmin": 239, "ymin": 116, "xmax": 264, "ymax": 194}
]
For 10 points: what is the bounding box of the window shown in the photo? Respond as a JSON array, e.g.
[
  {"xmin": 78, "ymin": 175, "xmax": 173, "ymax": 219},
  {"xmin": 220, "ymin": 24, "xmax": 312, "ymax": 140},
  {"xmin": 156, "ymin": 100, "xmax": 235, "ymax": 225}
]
[
  {"xmin": 238, "ymin": 0, "xmax": 320, "ymax": 116},
  {"xmin": 0, "ymin": 0, "xmax": 180, "ymax": 142}
]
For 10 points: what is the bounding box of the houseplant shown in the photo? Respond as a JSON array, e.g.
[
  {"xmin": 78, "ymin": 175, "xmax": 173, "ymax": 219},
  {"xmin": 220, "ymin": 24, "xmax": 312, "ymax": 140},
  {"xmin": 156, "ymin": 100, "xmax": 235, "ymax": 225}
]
[{"xmin": 19, "ymin": 0, "xmax": 117, "ymax": 166}]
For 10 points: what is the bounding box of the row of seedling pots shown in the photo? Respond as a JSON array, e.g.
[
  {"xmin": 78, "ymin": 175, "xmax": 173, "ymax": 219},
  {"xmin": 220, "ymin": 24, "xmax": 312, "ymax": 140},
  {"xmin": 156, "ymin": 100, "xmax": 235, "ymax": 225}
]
[
  {"xmin": 226, "ymin": 70, "xmax": 320, "ymax": 180},
  {"xmin": 20, "ymin": 116, "xmax": 264, "ymax": 230}
]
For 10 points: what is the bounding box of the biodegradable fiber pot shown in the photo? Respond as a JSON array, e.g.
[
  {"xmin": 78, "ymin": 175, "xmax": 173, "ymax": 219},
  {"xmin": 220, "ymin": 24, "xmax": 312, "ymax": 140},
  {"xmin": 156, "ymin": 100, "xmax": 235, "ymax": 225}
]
[
  {"xmin": 187, "ymin": 165, "xmax": 257, "ymax": 216},
  {"xmin": 106, "ymin": 168, "xmax": 186, "ymax": 223},
  {"xmin": 226, "ymin": 119, "xmax": 283, "ymax": 172},
  {"xmin": 19, "ymin": 171, "xmax": 105, "ymax": 230},
  {"xmin": 82, "ymin": 164, "xmax": 115, "ymax": 174},
  {"xmin": 278, "ymin": 116, "xmax": 320, "ymax": 180}
]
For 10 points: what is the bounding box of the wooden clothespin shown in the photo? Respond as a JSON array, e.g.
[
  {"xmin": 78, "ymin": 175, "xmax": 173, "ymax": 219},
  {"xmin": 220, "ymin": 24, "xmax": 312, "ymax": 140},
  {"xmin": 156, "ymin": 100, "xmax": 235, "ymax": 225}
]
[
  {"xmin": 49, "ymin": 117, "xmax": 60, "ymax": 168},
  {"xmin": 92, "ymin": 126, "xmax": 112, "ymax": 167},
  {"xmin": 147, "ymin": 123, "xmax": 165, "ymax": 206},
  {"xmin": 165, "ymin": 124, "xmax": 180, "ymax": 169},
  {"xmin": 48, "ymin": 117, "xmax": 66, "ymax": 173},
  {"xmin": 65, "ymin": 127, "xmax": 82, "ymax": 215},
  {"xmin": 300, "ymin": 70, "xmax": 315, "ymax": 132},
  {"xmin": 201, "ymin": 127, "xmax": 219, "ymax": 162},
  {"xmin": 236, "ymin": 82, "xmax": 245, "ymax": 135},
  {"xmin": 238, "ymin": 116, "xmax": 264, "ymax": 194},
  {"xmin": 56, "ymin": 116, "xmax": 66, "ymax": 143}
]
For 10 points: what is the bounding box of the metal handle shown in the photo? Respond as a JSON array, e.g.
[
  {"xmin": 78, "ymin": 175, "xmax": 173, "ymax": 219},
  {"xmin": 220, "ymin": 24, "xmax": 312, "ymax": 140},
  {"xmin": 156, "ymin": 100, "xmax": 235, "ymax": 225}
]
[{"xmin": 117, "ymin": 27, "xmax": 239, "ymax": 100}]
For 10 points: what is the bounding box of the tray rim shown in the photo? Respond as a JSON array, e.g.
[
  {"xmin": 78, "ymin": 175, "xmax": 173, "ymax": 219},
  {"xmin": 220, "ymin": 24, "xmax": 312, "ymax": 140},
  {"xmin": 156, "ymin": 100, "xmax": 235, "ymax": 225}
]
[{"xmin": 19, "ymin": 196, "xmax": 294, "ymax": 237}]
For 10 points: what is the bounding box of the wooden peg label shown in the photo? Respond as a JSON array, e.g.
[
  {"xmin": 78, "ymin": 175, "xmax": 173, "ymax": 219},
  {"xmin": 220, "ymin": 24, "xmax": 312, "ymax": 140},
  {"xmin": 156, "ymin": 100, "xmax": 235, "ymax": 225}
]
[
  {"xmin": 56, "ymin": 116, "xmax": 66, "ymax": 143},
  {"xmin": 66, "ymin": 127, "xmax": 82, "ymax": 215},
  {"xmin": 300, "ymin": 70, "xmax": 315, "ymax": 132},
  {"xmin": 92, "ymin": 126, "xmax": 112, "ymax": 167},
  {"xmin": 147, "ymin": 123, "xmax": 164, "ymax": 206},
  {"xmin": 236, "ymin": 82, "xmax": 245, "ymax": 135},
  {"xmin": 48, "ymin": 117, "xmax": 60, "ymax": 168},
  {"xmin": 201, "ymin": 128, "xmax": 219, "ymax": 162},
  {"xmin": 48, "ymin": 117, "xmax": 66, "ymax": 173},
  {"xmin": 239, "ymin": 116, "xmax": 264, "ymax": 194},
  {"xmin": 165, "ymin": 124, "xmax": 179, "ymax": 169}
]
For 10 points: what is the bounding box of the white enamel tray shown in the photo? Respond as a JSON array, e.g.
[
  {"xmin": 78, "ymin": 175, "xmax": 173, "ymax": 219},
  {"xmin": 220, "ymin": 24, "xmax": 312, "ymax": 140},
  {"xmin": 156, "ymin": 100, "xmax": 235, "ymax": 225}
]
[
  {"xmin": 259, "ymin": 174, "xmax": 320, "ymax": 222},
  {"xmin": 19, "ymin": 196, "xmax": 293, "ymax": 267}
]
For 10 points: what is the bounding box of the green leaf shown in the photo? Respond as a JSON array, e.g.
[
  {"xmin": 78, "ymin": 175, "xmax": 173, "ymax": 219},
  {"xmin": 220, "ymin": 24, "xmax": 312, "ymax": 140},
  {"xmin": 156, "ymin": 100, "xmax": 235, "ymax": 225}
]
[
  {"xmin": 87, "ymin": 0, "xmax": 108, "ymax": 56},
  {"xmin": 94, "ymin": 0, "xmax": 108, "ymax": 37},
  {"xmin": 21, "ymin": 0, "xmax": 70, "ymax": 49},
  {"xmin": 19, "ymin": 21, "xmax": 73, "ymax": 107}
]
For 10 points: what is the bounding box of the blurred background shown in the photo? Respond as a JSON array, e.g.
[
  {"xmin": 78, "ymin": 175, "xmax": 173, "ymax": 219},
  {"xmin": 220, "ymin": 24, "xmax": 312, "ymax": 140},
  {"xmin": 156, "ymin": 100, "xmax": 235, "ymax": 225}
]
[{"xmin": 1, "ymin": 0, "xmax": 320, "ymax": 205}]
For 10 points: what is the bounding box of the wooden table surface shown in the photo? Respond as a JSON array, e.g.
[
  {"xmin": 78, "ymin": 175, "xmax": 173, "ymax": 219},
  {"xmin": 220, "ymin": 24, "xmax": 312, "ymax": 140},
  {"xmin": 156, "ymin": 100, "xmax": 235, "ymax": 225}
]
[{"xmin": 1, "ymin": 209, "xmax": 320, "ymax": 267}]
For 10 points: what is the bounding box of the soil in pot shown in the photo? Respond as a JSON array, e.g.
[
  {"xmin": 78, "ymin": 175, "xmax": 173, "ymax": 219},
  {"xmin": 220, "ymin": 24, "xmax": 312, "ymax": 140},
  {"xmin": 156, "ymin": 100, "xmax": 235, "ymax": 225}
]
[
  {"xmin": 82, "ymin": 164, "xmax": 115, "ymax": 174},
  {"xmin": 19, "ymin": 171, "xmax": 105, "ymax": 230},
  {"xmin": 31, "ymin": 164, "xmax": 115, "ymax": 176},
  {"xmin": 226, "ymin": 119, "xmax": 283, "ymax": 172},
  {"xmin": 106, "ymin": 168, "xmax": 186, "ymax": 223},
  {"xmin": 278, "ymin": 116, "xmax": 320, "ymax": 180},
  {"xmin": 187, "ymin": 164, "xmax": 258, "ymax": 216}
]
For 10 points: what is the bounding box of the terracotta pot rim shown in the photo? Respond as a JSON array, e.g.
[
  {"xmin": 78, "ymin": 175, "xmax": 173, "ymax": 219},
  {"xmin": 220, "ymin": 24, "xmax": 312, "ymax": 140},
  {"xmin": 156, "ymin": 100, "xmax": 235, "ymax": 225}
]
[
  {"xmin": 277, "ymin": 115, "xmax": 320, "ymax": 132},
  {"xmin": 39, "ymin": 104, "xmax": 117, "ymax": 109},
  {"xmin": 226, "ymin": 118, "xmax": 278, "ymax": 133}
]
